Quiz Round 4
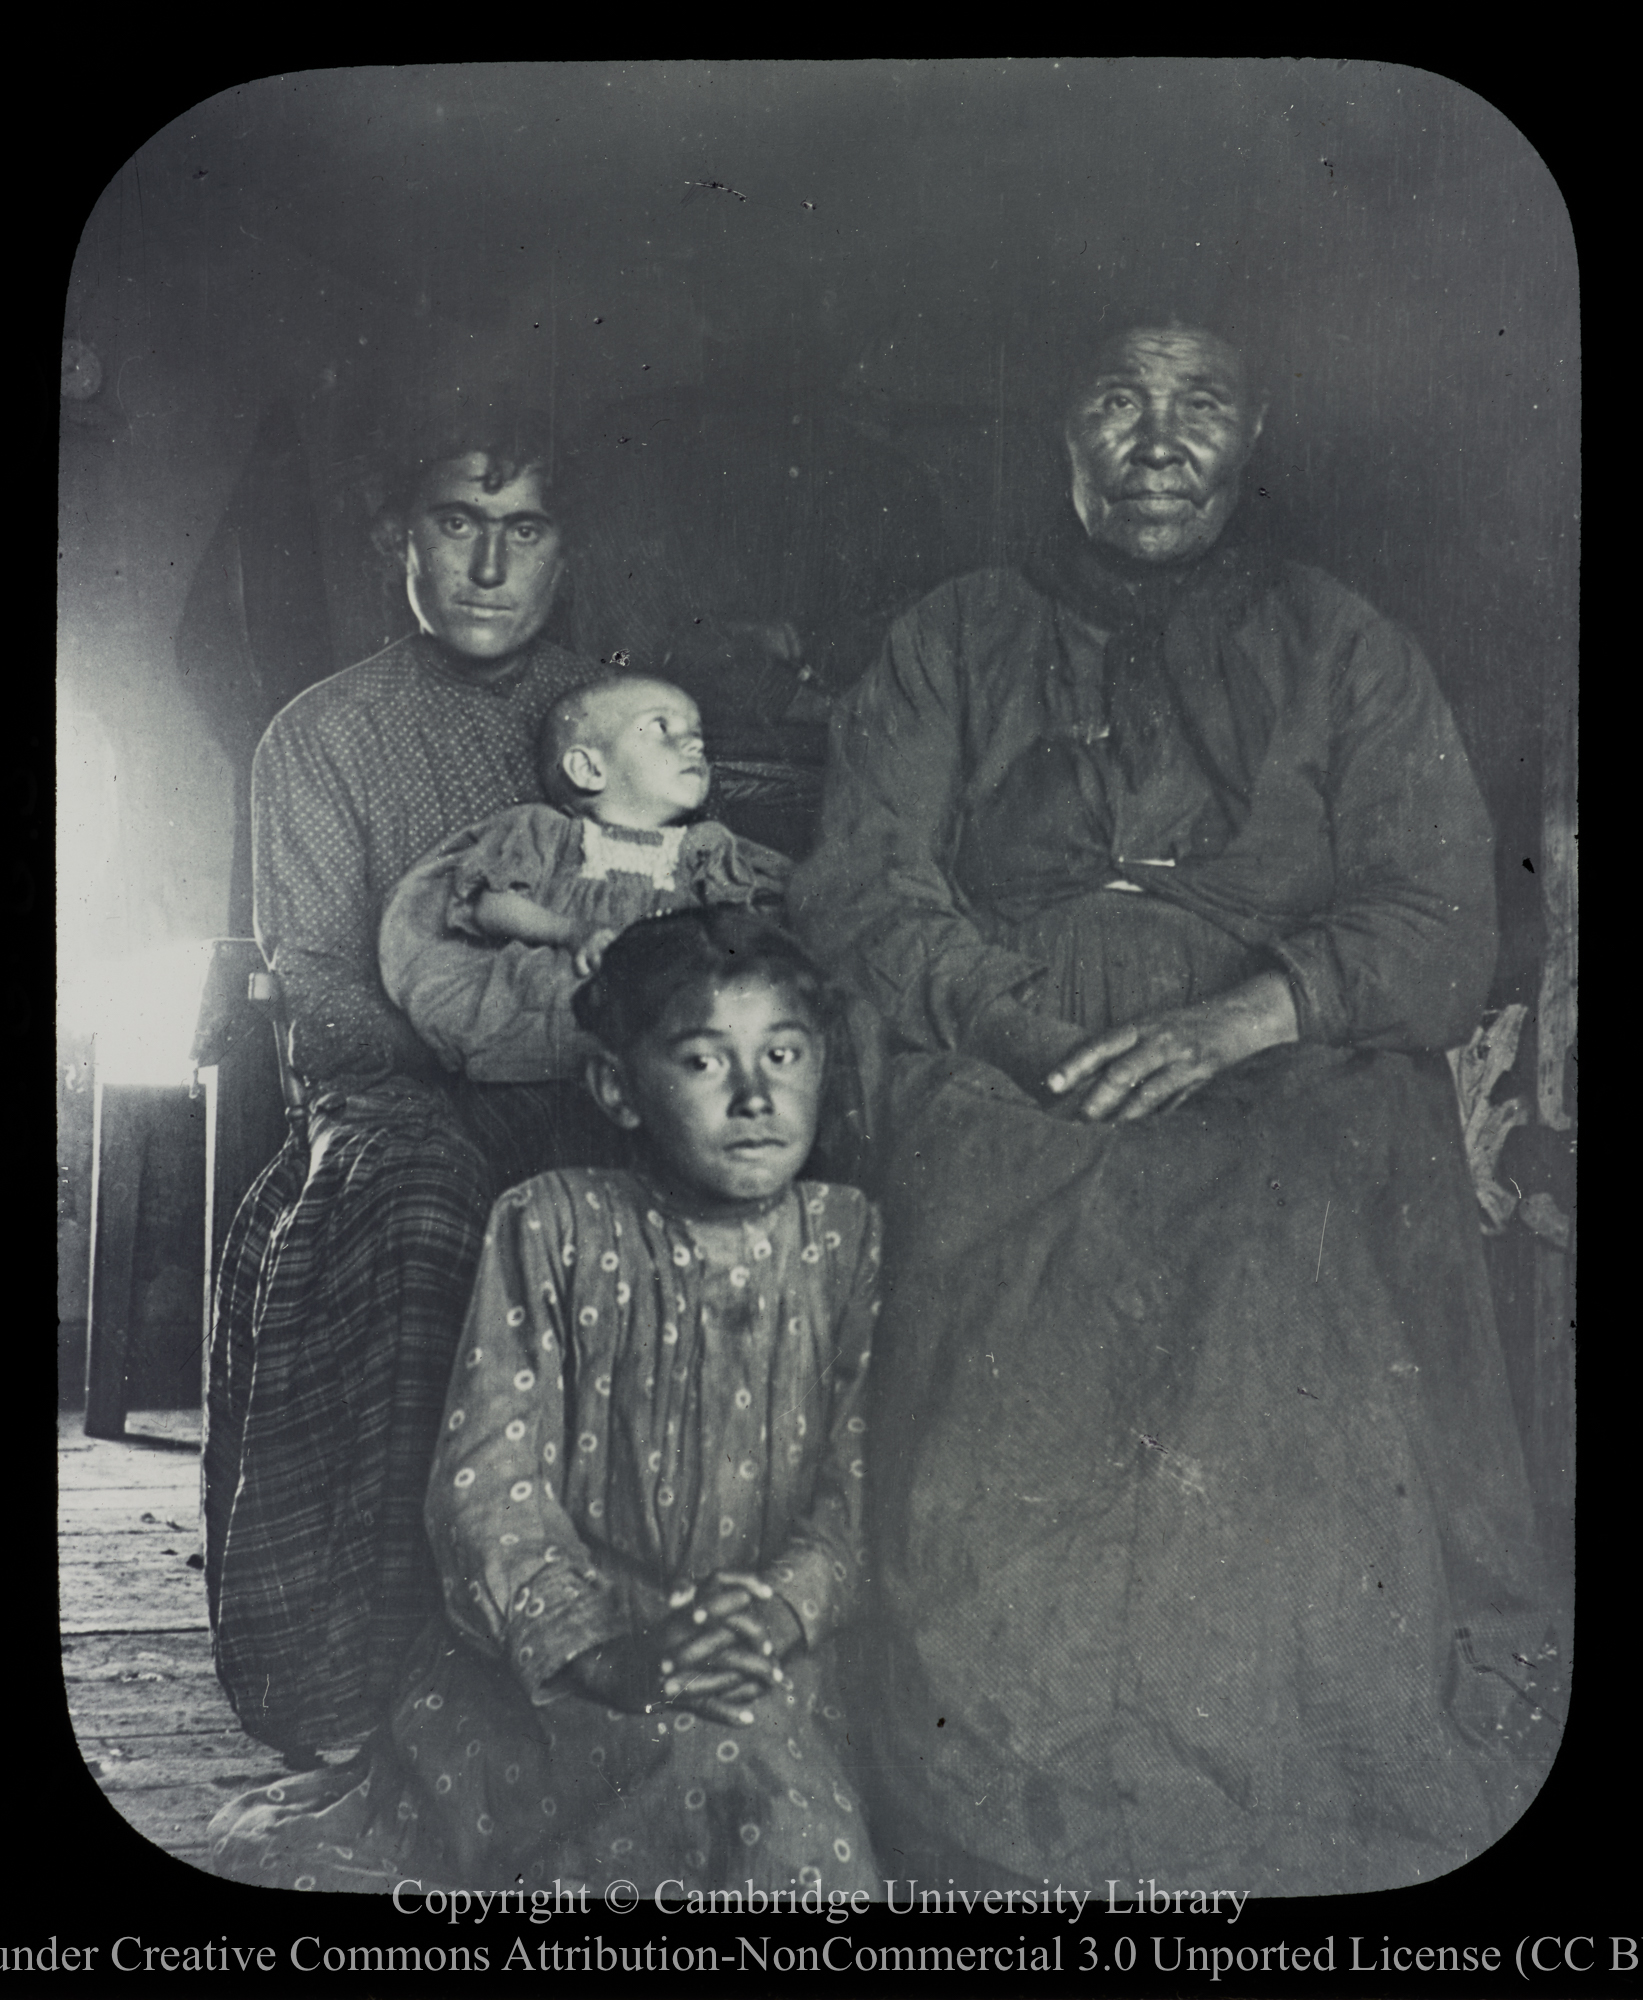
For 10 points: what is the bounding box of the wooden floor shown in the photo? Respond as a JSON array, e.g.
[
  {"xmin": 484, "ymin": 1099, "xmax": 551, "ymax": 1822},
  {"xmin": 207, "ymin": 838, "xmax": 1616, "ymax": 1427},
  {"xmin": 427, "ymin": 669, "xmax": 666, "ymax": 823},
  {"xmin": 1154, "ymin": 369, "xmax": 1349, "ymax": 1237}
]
[{"xmin": 58, "ymin": 1409, "xmax": 290, "ymax": 1875}]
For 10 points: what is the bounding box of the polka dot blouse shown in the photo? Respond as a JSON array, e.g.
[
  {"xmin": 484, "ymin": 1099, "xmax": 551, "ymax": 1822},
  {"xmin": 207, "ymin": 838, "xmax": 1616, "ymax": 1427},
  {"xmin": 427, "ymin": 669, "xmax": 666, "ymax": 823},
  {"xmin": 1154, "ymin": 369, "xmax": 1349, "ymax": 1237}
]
[
  {"xmin": 426, "ymin": 1170, "xmax": 882, "ymax": 1704},
  {"xmin": 251, "ymin": 631, "xmax": 597, "ymax": 1091}
]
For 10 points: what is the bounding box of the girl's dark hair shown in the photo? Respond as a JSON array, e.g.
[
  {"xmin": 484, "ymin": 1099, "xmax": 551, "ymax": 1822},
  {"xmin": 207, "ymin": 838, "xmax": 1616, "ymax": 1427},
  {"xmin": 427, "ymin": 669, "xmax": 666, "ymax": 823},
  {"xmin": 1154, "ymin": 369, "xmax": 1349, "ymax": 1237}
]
[{"xmin": 571, "ymin": 908, "xmax": 834, "ymax": 1055}]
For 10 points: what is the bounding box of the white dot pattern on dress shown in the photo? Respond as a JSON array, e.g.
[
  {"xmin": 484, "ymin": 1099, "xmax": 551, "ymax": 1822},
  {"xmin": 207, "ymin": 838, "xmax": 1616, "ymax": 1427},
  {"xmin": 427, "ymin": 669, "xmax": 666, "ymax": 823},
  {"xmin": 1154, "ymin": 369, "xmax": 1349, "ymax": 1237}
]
[{"xmin": 423, "ymin": 1172, "xmax": 879, "ymax": 1818}]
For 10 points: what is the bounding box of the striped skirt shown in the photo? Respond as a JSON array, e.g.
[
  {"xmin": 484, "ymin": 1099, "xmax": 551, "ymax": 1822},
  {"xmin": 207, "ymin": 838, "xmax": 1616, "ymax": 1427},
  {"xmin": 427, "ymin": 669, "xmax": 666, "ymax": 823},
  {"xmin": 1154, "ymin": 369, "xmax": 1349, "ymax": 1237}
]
[{"xmin": 203, "ymin": 1080, "xmax": 621, "ymax": 1752}]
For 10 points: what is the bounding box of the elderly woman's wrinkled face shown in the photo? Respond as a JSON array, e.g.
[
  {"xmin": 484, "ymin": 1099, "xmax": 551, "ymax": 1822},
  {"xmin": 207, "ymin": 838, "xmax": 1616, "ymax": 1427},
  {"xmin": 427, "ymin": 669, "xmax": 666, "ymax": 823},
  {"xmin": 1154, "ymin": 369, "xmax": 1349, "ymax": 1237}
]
[{"xmin": 1064, "ymin": 328, "xmax": 1265, "ymax": 564}]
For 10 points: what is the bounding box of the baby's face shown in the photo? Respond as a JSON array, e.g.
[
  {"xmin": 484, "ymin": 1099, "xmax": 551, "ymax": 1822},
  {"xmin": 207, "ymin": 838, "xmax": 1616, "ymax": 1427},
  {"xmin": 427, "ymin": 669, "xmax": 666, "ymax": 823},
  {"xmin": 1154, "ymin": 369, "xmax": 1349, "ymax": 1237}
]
[{"xmin": 587, "ymin": 682, "xmax": 710, "ymax": 827}]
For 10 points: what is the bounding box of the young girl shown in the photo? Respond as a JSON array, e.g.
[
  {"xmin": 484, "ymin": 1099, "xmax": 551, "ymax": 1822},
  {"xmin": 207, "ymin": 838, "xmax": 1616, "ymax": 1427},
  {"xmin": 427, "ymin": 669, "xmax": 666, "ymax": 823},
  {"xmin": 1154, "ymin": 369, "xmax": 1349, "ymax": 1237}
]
[
  {"xmin": 207, "ymin": 908, "xmax": 882, "ymax": 1898},
  {"xmin": 378, "ymin": 674, "xmax": 792, "ymax": 1082}
]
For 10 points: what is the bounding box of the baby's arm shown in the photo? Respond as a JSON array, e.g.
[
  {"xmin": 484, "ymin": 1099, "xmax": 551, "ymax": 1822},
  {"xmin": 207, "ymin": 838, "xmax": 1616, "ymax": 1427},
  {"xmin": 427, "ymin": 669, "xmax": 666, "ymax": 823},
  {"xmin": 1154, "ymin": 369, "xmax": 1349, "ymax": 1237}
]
[{"xmin": 470, "ymin": 888, "xmax": 585, "ymax": 948}]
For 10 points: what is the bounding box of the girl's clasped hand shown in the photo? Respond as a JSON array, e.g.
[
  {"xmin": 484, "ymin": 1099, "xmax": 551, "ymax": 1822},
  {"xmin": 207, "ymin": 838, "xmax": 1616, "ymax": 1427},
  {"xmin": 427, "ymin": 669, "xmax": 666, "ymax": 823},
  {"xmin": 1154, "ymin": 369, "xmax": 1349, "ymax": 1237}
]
[
  {"xmin": 550, "ymin": 907, "xmax": 839, "ymax": 1733},
  {"xmin": 566, "ymin": 1571, "xmax": 806, "ymax": 1726}
]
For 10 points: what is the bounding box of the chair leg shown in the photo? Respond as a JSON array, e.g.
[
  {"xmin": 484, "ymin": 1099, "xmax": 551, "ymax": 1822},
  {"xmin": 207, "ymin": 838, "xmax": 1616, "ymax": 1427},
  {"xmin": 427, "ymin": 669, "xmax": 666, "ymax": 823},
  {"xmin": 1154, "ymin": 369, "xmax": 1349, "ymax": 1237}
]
[{"xmin": 84, "ymin": 1082, "xmax": 149, "ymax": 1440}]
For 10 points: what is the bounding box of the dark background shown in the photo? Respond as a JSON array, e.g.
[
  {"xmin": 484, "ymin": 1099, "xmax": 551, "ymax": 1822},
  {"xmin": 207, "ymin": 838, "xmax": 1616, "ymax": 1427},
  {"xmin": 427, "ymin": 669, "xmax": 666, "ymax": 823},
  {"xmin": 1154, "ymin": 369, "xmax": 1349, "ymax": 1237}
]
[
  {"xmin": 56, "ymin": 61, "xmax": 1576, "ymax": 1417},
  {"xmin": 43, "ymin": 57, "xmax": 1589, "ymax": 1967},
  {"xmin": 59, "ymin": 58, "xmax": 1576, "ymax": 987}
]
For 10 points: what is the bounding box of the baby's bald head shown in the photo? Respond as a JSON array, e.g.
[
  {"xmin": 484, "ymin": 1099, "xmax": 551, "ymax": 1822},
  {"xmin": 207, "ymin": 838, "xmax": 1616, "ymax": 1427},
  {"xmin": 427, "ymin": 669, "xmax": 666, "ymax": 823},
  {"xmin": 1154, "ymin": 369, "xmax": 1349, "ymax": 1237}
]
[{"xmin": 539, "ymin": 675, "xmax": 710, "ymax": 828}]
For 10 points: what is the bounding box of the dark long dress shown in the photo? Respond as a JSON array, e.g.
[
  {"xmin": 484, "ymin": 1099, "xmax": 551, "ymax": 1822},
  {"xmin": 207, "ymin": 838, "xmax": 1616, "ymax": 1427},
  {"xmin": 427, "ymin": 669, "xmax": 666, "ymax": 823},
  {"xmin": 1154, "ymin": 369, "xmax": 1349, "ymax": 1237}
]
[{"xmin": 790, "ymin": 532, "xmax": 1561, "ymax": 1897}]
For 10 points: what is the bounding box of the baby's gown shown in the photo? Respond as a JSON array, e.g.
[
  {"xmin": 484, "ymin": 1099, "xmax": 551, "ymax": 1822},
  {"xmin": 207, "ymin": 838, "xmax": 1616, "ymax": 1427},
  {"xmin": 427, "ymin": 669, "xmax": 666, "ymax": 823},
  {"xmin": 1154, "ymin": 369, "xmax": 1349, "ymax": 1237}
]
[
  {"xmin": 206, "ymin": 1170, "xmax": 882, "ymax": 1896},
  {"xmin": 379, "ymin": 805, "xmax": 793, "ymax": 1082}
]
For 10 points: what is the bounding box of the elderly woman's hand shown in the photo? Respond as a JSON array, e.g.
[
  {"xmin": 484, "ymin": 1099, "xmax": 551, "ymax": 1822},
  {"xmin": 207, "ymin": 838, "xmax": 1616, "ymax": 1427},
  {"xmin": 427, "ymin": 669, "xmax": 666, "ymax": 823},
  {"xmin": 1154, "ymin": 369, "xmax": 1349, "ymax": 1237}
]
[{"xmin": 1045, "ymin": 972, "xmax": 1300, "ymax": 1123}]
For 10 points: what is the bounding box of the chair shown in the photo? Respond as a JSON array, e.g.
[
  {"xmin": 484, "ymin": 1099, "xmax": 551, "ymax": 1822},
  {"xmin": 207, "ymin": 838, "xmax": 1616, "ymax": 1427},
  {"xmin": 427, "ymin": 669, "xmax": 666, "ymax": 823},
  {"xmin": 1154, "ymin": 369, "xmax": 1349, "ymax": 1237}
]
[{"xmin": 81, "ymin": 941, "xmax": 300, "ymax": 1439}]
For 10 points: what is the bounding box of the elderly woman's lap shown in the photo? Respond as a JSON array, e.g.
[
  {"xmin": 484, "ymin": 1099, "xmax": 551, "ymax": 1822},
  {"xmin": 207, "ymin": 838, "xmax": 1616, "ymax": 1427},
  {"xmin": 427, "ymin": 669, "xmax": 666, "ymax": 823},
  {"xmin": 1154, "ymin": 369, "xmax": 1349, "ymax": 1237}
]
[{"xmin": 860, "ymin": 1043, "xmax": 1555, "ymax": 1892}]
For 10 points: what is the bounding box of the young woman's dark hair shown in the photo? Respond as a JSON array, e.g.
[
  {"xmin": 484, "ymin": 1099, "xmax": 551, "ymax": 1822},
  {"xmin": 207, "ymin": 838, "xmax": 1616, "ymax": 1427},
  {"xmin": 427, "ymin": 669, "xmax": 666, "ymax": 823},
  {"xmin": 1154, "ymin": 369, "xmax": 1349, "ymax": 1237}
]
[
  {"xmin": 572, "ymin": 907, "xmax": 836, "ymax": 1056},
  {"xmin": 371, "ymin": 394, "xmax": 580, "ymax": 540}
]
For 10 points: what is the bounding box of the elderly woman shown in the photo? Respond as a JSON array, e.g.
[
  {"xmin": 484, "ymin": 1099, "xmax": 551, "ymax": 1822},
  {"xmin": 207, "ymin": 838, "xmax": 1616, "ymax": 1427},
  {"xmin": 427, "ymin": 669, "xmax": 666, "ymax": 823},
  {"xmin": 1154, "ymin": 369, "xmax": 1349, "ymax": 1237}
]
[
  {"xmin": 204, "ymin": 403, "xmax": 610, "ymax": 1758},
  {"xmin": 791, "ymin": 324, "xmax": 1556, "ymax": 1897}
]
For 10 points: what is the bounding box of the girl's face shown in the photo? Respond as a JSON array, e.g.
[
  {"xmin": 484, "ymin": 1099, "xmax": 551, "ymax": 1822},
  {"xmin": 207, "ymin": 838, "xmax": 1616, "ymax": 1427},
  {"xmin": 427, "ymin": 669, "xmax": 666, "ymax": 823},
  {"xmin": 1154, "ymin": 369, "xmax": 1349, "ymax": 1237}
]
[{"xmin": 593, "ymin": 974, "xmax": 825, "ymax": 1212}]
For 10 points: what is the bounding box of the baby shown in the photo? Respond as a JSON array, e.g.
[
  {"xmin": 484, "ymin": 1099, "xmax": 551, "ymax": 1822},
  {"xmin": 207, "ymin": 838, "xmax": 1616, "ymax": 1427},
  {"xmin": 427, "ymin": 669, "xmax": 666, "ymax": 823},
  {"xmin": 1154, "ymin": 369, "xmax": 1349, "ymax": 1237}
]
[{"xmin": 379, "ymin": 674, "xmax": 792, "ymax": 1083}]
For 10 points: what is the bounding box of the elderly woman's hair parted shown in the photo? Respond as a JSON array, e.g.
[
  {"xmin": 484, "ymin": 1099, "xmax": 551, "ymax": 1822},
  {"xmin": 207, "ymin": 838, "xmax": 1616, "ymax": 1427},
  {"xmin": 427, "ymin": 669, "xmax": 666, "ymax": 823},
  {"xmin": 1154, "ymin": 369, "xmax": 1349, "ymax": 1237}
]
[{"xmin": 1054, "ymin": 313, "xmax": 1275, "ymax": 421}]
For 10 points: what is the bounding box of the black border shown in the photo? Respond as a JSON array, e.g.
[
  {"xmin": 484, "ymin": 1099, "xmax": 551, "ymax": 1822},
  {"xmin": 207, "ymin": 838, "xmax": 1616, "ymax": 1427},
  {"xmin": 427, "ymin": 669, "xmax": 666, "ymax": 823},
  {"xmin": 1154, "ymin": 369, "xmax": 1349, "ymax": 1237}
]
[{"xmin": 39, "ymin": 52, "xmax": 1596, "ymax": 1998}]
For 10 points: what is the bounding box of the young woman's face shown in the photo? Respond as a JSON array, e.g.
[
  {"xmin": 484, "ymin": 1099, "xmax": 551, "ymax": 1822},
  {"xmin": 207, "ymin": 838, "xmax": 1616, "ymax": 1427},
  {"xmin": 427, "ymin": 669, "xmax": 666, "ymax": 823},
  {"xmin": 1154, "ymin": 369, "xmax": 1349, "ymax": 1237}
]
[
  {"xmin": 599, "ymin": 975, "xmax": 825, "ymax": 1211},
  {"xmin": 401, "ymin": 454, "xmax": 565, "ymax": 671}
]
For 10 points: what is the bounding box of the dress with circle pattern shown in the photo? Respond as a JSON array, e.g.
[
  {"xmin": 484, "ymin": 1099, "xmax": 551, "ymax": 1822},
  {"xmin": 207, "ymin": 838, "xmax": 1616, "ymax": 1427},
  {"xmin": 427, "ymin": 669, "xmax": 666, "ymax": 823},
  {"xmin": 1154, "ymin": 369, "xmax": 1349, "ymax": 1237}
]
[{"xmin": 207, "ymin": 1170, "xmax": 882, "ymax": 1896}]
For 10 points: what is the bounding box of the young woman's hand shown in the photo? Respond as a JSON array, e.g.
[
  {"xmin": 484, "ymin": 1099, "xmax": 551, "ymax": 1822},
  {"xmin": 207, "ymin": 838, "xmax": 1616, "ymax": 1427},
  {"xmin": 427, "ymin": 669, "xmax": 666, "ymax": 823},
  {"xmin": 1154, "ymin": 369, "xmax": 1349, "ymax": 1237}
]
[{"xmin": 561, "ymin": 1575, "xmax": 801, "ymax": 1727}]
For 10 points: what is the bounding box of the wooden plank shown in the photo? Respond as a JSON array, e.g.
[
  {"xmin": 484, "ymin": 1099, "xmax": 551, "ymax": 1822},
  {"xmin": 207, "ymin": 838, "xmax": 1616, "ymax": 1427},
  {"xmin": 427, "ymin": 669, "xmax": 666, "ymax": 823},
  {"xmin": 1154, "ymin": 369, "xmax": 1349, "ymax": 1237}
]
[
  {"xmin": 57, "ymin": 1445, "xmax": 200, "ymax": 1488},
  {"xmin": 89, "ymin": 1782, "xmax": 223, "ymax": 1861},
  {"xmin": 60, "ymin": 1634, "xmax": 243, "ymax": 1739},
  {"xmin": 68, "ymin": 1691, "xmax": 243, "ymax": 1735},
  {"xmin": 60, "ymin": 1407, "xmax": 201, "ymax": 1446},
  {"xmin": 59, "ymin": 1490, "xmax": 197, "ymax": 1521},
  {"xmin": 57, "ymin": 1431, "xmax": 271, "ymax": 1878},
  {"xmin": 60, "ymin": 1631, "xmax": 218, "ymax": 1675},
  {"xmin": 59, "ymin": 1561, "xmax": 209, "ymax": 1634},
  {"xmin": 72, "ymin": 1734, "xmax": 285, "ymax": 1794},
  {"xmin": 59, "ymin": 1538, "xmax": 206, "ymax": 1576},
  {"xmin": 57, "ymin": 1495, "xmax": 200, "ymax": 1532},
  {"xmin": 83, "ymin": 1079, "xmax": 147, "ymax": 1438}
]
